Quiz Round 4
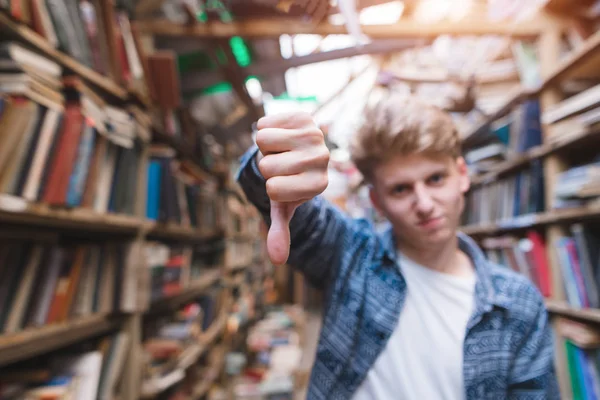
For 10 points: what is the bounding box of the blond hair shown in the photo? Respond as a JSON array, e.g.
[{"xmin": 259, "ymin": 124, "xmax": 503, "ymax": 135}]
[{"xmin": 350, "ymin": 92, "xmax": 462, "ymax": 180}]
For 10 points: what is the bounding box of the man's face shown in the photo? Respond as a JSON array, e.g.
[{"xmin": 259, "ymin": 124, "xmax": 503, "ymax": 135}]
[{"xmin": 369, "ymin": 153, "xmax": 470, "ymax": 249}]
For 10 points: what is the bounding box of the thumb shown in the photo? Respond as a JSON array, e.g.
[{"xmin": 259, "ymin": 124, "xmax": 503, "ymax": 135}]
[{"xmin": 267, "ymin": 200, "xmax": 299, "ymax": 266}]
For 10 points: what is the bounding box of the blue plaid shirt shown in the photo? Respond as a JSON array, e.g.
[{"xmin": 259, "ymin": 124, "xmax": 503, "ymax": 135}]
[{"xmin": 237, "ymin": 145, "xmax": 559, "ymax": 400}]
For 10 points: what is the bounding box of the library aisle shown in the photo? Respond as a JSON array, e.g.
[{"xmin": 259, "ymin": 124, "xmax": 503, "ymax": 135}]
[{"xmin": 1, "ymin": 0, "xmax": 600, "ymax": 399}]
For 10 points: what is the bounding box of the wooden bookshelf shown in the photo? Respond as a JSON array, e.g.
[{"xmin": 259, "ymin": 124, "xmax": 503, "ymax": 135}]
[
  {"xmin": 546, "ymin": 300, "xmax": 600, "ymax": 324},
  {"xmin": 152, "ymin": 128, "xmax": 214, "ymax": 178},
  {"xmin": 200, "ymin": 310, "xmax": 229, "ymax": 346},
  {"xmin": 0, "ymin": 12, "xmax": 127, "ymax": 99},
  {"xmin": 147, "ymin": 223, "xmax": 224, "ymax": 242},
  {"xmin": 462, "ymin": 87, "xmax": 537, "ymax": 147},
  {"xmin": 147, "ymin": 269, "xmax": 223, "ymax": 314},
  {"xmin": 190, "ymin": 347, "xmax": 226, "ymax": 400},
  {"xmin": 460, "ymin": 204, "xmax": 600, "ymax": 236},
  {"xmin": 470, "ymin": 125, "xmax": 600, "ymax": 186},
  {"xmin": 463, "ymin": 29, "xmax": 600, "ymax": 151},
  {"xmin": 0, "ymin": 5, "xmax": 242, "ymax": 400},
  {"xmin": 0, "ymin": 314, "xmax": 122, "ymax": 367},
  {"xmin": 140, "ymin": 310, "xmax": 229, "ymax": 398},
  {"xmin": 458, "ymin": 21, "xmax": 600, "ymax": 399},
  {"xmin": 0, "ymin": 200, "xmax": 145, "ymax": 234},
  {"xmin": 542, "ymin": 29, "xmax": 600, "ymax": 88}
]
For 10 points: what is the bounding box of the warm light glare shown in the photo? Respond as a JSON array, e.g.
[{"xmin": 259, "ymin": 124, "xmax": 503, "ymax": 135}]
[
  {"xmin": 413, "ymin": 0, "xmax": 474, "ymax": 22},
  {"xmin": 328, "ymin": 13, "xmax": 346, "ymax": 26},
  {"xmin": 279, "ymin": 34, "xmax": 293, "ymax": 59},
  {"xmin": 359, "ymin": 1, "xmax": 404, "ymax": 25},
  {"xmin": 245, "ymin": 77, "xmax": 263, "ymax": 102}
]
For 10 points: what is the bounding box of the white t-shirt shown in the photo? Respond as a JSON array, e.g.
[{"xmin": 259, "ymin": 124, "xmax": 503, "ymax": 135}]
[{"xmin": 352, "ymin": 253, "xmax": 476, "ymax": 400}]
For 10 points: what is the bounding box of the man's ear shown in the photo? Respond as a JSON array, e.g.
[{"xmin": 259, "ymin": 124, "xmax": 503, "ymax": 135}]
[{"xmin": 456, "ymin": 156, "xmax": 471, "ymax": 194}]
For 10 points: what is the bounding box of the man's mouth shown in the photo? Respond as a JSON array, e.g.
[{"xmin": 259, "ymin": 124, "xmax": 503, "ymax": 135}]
[{"xmin": 417, "ymin": 216, "xmax": 444, "ymax": 229}]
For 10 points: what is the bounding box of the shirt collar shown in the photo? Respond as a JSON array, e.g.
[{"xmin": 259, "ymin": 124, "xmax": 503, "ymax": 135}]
[{"xmin": 379, "ymin": 224, "xmax": 512, "ymax": 311}]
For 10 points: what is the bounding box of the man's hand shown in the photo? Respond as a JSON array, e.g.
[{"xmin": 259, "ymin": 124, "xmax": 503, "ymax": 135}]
[{"xmin": 256, "ymin": 112, "xmax": 330, "ymax": 266}]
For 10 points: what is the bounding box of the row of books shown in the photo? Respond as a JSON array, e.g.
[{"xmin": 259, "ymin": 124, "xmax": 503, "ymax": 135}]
[
  {"xmin": 0, "ymin": 331, "xmax": 129, "ymax": 400},
  {"xmin": 1, "ymin": 0, "xmax": 146, "ymax": 93},
  {"xmin": 466, "ymin": 64, "xmax": 600, "ymax": 181},
  {"xmin": 482, "ymin": 230, "xmax": 552, "ymax": 298},
  {"xmin": 2, "ymin": 38, "xmax": 228, "ymax": 234},
  {"xmin": 142, "ymin": 241, "xmax": 222, "ymax": 305},
  {"xmin": 482, "ymin": 222, "xmax": 600, "ymax": 308},
  {"xmin": 234, "ymin": 306, "xmax": 306, "ymax": 398},
  {"xmin": 462, "ymin": 162, "xmax": 545, "ymax": 225},
  {"xmin": 465, "ymin": 99, "xmax": 543, "ymax": 175},
  {"xmin": 556, "ymin": 318, "xmax": 600, "ymax": 400},
  {"xmin": 1, "ymin": 41, "xmax": 150, "ymax": 214},
  {"xmin": 142, "ymin": 288, "xmax": 225, "ymax": 396},
  {"xmin": 463, "ymin": 155, "xmax": 600, "ymax": 226},
  {"xmin": 554, "ymin": 224, "xmax": 600, "ymax": 310},
  {"xmin": 554, "ymin": 159, "xmax": 600, "ymax": 209},
  {"xmin": 0, "ymin": 239, "xmax": 135, "ymax": 335},
  {"xmin": 146, "ymin": 145, "xmax": 224, "ymax": 230}
]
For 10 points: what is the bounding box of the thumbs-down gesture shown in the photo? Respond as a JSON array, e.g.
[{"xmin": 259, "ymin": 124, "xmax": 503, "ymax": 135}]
[{"xmin": 255, "ymin": 112, "xmax": 330, "ymax": 266}]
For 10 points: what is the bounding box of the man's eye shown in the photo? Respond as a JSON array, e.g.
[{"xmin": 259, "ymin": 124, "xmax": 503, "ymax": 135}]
[
  {"xmin": 392, "ymin": 185, "xmax": 408, "ymax": 194},
  {"xmin": 428, "ymin": 174, "xmax": 445, "ymax": 184}
]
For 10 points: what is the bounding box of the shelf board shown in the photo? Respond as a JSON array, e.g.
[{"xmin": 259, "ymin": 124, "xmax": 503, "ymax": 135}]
[
  {"xmin": 227, "ymin": 232, "xmax": 262, "ymax": 241},
  {"xmin": 0, "ymin": 197, "xmax": 144, "ymax": 234},
  {"xmin": 141, "ymin": 314, "xmax": 227, "ymax": 398},
  {"xmin": 141, "ymin": 368, "xmax": 186, "ymax": 399},
  {"xmin": 470, "ymin": 125, "xmax": 600, "ymax": 186},
  {"xmin": 146, "ymin": 223, "xmax": 224, "ymax": 242},
  {"xmin": 546, "ymin": 300, "xmax": 600, "ymax": 324},
  {"xmin": 200, "ymin": 311, "xmax": 228, "ymax": 347},
  {"xmin": 191, "ymin": 363, "xmax": 223, "ymax": 400},
  {"xmin": 0, "ymin": 314, "xmax": 122, "ymax": 367},
  {"xmin": 226, "ymin": 260, "xmax": 251, "ymax": 273},
  {"xmin": 0, "ymin": 12, "xmax": 127, "ymax": 99},
  {"xmin": 542, "ymin": 29, "xmax": 600, "ymax": 88},
  {"xmin": 460, "ymin": 205, "xmax": 600, "ymax": 236},
  {"xmin": 147, "ymin": 269, "xmax": 222, "ymax": 314},
  {"xmin": 191, "ymin": 346, "xmax": 227, "ymax": 400}
]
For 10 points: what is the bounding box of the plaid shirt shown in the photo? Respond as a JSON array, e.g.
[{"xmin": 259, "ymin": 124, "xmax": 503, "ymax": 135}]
[{"xmin": 237, "ymin": 145, "xmax": 559, "ymax": 400}]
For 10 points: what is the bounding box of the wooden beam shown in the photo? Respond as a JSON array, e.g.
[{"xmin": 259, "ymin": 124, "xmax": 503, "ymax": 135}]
[
  {"xmin": 209, "ymin": 39, "xmax": 263, "ymax": 122},
  {"xmin": 181, "ymin": 39, "xmax": 423, "ymax": 93},
  {"xmin": 134, "ymin": 17, "xmax": 545, "ymax": 39},
  {"xmin": 248, "ymin": 38, "xmax": 422, "ymax": 75}
]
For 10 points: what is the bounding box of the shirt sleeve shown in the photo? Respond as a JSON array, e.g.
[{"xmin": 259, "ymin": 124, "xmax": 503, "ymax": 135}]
[
  {"xmin": 235, "ymin": 144, "xmax": 356, "ymax": 290},
  {"xmin": 507, "ymin": 287, "xmax": 560, "ymax": 399}
]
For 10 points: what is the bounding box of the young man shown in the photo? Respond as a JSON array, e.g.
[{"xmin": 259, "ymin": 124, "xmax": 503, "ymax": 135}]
[{"xmin": 236, "ymin": 93, "xmax": 558, "ymax": 399}]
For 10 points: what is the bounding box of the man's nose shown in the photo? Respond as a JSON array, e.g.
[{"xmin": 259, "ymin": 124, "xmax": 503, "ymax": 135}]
[{"xmin": 413, "ymin": 183, "xmax": 434, "ymax": 214}]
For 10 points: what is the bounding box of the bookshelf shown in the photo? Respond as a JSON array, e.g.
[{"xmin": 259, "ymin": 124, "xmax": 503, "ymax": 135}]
[
  {"xmin": 0, "ymin": 314, "xmax": 123, "ymax": 367},
  {"xmin": 459, "ymin": 15, "xmax": 600, "ymax": 399},
  {"xmin": 0, "ymin": 12, "xmax": 128, "ymax": 99},
  {"xmin": 0, "ymin": 2, "xmax": 273, "ymax": 399}
]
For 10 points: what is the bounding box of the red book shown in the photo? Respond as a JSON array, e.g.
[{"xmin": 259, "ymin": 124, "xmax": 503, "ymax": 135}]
[
  {"xmin": 42, "ymin": 103, "xmax": 84, "ymax": 205},
  {"xmin": 526, "ymin": 231, "xmax": 552, "ymax": 297}
]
